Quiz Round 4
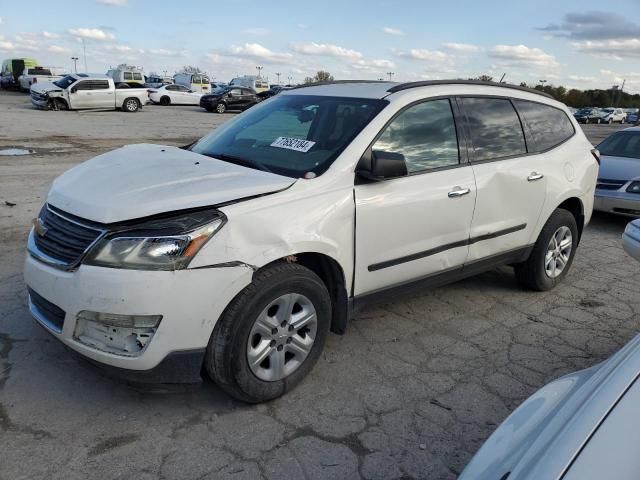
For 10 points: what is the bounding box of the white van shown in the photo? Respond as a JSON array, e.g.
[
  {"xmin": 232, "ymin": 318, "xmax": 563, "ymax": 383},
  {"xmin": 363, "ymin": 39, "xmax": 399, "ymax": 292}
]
[
  {"xmin": 174, "ymin": 72, "xmax": 210, "ymax": 93},
  {"xmin": 230, "ymin": 75, "xmax": 269, "ymax": 93},
  {"xmin": 24, "ymin": 80, "xmax": 598, "ymax": 403},
  {"xmin": 106, "ymin": 64, "xmax": 145, "ymax": 86}
]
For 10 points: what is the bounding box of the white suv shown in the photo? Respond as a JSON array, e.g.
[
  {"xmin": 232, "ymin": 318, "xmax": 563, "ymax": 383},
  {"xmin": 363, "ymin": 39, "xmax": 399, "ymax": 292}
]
[{"xmin": 24, "ymin": 81, "xmax": 598, "ymax": 402}]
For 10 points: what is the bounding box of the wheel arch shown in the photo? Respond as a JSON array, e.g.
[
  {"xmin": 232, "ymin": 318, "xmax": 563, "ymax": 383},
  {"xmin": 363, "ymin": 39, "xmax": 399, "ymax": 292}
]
[
  {"xmin": 257, "ymin": 252, "xmax": 350, "ymax": 335},
  {"xmin": 556, "ymin": 196, "xmax": 585, "ymax": 240},
  {"xmin": 122, "ymin": 96, "xmax": 141, "ymax": 110}
]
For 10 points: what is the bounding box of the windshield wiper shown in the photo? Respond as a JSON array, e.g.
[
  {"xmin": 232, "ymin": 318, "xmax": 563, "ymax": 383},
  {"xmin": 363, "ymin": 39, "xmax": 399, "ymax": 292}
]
[{"xmin": 202, "ymin": 152, "xmax": 272, "ymax": 173}]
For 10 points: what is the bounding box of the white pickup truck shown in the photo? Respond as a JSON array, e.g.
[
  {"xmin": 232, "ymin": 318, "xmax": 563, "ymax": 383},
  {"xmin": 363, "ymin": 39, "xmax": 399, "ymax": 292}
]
[
  {"xmin": 18, "ymin": 66, "xmax": 61, "ymax": 92},
  {"xmin": 30, "ymin": 73, "xmax": 147, "ymax": 112}
]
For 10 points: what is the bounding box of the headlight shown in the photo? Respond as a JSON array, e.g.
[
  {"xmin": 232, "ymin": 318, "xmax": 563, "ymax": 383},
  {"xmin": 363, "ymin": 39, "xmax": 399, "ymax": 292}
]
[
  {"xmin": 627, "ymin": 181, "xmax": 640, "ymax": 194},
  {"xmin": 84, "ymin": 209, "xmax": 225, "ymax": 270}
]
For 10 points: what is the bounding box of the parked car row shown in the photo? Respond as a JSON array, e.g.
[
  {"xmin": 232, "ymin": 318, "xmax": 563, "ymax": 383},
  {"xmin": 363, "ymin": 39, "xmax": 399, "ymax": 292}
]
[{"xmin": 574, "ymin": 106, "xmax": 638, "ymax": 124}]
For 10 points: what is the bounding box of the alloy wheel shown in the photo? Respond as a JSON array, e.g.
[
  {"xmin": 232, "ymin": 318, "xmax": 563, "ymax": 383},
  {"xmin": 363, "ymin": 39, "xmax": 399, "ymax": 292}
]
[
  {"xmin": 545, "ymin": 226, "xmax": 572, "ymax": 278},
  {"xmin": 247, "ymin": 293, "xmax": 318, "ymax": 382}
]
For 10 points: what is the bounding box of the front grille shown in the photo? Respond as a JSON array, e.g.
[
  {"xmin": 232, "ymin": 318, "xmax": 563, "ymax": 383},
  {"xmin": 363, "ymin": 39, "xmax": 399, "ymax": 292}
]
[
  {"xmin": 33, "ymin": 205, "xmax": 104, "ymax": 266},
  {"xmin": 28, "ymin": 288, "xmax": 66, "ymax": 332},
  {"xmin": 596, "ymin": 179, "xmax": 626, "ymax": 191}
]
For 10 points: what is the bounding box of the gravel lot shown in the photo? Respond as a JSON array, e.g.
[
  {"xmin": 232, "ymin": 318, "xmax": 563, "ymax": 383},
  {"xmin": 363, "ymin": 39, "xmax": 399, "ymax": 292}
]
[{"xmin": 1, "ymin": 91, "xmax": 638, "ymax": 479}]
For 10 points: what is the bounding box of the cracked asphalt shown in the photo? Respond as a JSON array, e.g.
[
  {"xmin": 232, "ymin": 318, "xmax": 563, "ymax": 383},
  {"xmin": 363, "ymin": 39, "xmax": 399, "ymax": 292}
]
[{"xmin": 1, "ymin": 91, "xmax": 639, "ymax": 479}]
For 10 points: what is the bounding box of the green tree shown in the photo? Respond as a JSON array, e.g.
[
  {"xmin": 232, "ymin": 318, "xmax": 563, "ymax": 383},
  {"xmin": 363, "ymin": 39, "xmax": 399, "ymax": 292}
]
[{"xmin": 304, "ymin": 71, "xmax": 335, "ymax": 84}]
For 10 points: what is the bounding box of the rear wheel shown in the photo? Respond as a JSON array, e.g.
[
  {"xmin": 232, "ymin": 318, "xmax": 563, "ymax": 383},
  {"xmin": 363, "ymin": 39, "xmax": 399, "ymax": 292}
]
[
  {"xmin": 515, "ymin": 209, "xmax": 578, "ymax": 291},
  {"xmin": 216, "ymin": 102, "xmax": 226, "ymax": 114},
  {"xmin": 159, "ymin": 96, "xmax": 170, "ymax": 106},
  {"xmin": 205, "ymin": 262, "xmax": 331, "ymax": 403},
  {"xmin": 123, "ymin": 98, "xmax": 140, "ymax": 112}
]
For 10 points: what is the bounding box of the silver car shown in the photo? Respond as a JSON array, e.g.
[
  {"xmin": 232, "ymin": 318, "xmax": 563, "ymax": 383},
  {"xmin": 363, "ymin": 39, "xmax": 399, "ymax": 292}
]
[
  {"xmin": 623, "ymin": 219, "xmax": 640, "ymax": 261},
  {"xmin": 460, "ymin": 334, "xmax": 640, "ymax": 480},
  {"xmin": 594, "ymin": 127, "xmax": 640, "ymax": 216}
]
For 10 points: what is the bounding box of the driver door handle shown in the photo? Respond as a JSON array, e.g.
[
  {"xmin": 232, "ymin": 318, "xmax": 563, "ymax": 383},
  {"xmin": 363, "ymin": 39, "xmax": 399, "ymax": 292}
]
[
  {"xmin": 448, "ymin": 187, "xmax": 471, "ymax": 198},
  {"xmin": 527, "ymin": 172, "xmax": 544, "ymax": 182}
]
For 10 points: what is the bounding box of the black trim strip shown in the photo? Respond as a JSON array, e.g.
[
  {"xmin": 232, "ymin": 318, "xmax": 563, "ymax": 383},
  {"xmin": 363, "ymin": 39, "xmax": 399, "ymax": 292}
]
[{"xmin": 367, "ymin": 223, "xmax": 527, "ymax": 272}]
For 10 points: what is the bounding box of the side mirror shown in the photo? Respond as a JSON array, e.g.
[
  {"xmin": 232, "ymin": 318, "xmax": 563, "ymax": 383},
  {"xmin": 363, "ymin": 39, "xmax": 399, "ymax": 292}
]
[
  {"xmin": 357, "ymin": 150, "xmax": 408, "ymax": 181},
  {"xmin": 70, "ymin": 87, "xmax": 77, "ymax": 93}
]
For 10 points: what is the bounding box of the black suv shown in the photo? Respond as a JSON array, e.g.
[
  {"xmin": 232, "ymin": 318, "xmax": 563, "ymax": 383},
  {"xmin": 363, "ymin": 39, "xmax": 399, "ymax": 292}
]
[
  {"xmin": 200, "ymin": 87, "xmax": 258, "ymax": 113},
  {"xmin": 573, "ymin": 108, "xmax": 602, "ymax": 124}
]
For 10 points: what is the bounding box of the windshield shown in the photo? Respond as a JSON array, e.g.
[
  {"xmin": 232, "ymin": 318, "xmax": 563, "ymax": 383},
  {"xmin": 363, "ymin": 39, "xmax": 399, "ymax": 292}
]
[
  {"xmin": 53, "ymin": 75, "xmax": 77, "ymax": 89},
  {"xmin": 598, "ymin": 132, "xmax": 640, "ymax": 159},
  {"xmin": 191, "ymin": 94, "xmax": 387, "ymax": 178}
]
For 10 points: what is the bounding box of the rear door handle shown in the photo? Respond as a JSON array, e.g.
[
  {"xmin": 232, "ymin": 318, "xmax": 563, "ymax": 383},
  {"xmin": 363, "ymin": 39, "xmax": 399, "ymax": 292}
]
[
  {"xmin": 448, "ymin": 187, "xmax": 471, "ymax": 198},
  {"xmin": 527, "ymin": 172, "xmax": 544, "ymax": 181}
]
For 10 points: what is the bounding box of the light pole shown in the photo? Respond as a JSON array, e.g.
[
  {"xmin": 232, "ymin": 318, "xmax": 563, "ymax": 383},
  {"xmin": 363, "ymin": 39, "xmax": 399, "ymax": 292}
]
[
  {"xmin": 82, "ymin": 38, "xmax": 87, "ymax": 73},
  {"xmin": 256, "ymin": 65, "xmax": 263, "ymax": 78},
  {"xmin": 387, "ymin": 71, "xmax": 395, "ymax": 81},
  {"xmin": 287, "ymin": 75, "xmax": 292, "ymax": 86},
  {"xmin": 71, "ymin": 57, "xmax": 79, "ymax": 73},
  {"xmin": 539, "ymin": 79, "xmax": 547, "ymax": 88},
  {"xmin": 275, "ymin": 72, "xmax": 281, "ymax": 84}
]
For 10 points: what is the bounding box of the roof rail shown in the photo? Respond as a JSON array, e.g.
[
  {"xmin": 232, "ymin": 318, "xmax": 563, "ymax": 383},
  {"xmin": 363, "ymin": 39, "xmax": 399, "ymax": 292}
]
[
  {"xmin": 387, "ymin": 80, "xmax": 554, "ymax": 99},
  {"xmin": 288, "ymin": 80, "xmax": 390, "ymax": 90}
]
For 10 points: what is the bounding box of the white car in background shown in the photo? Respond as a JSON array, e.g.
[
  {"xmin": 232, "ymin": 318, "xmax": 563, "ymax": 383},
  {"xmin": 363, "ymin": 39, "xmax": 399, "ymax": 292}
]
[
  {"xmin": 600, "ymin": 108, "xmax": 626, "ymax": 124},
  {"xmin": 18, "ymin": 66, "xmax": 61, "ymax": 92},
  {"xmin": 460, "ymin": 333, "xmax": 640, "ymax": 480},
  {"xmin": 147, "ymin": 84, "xmax": 202, "ymax": 106}
]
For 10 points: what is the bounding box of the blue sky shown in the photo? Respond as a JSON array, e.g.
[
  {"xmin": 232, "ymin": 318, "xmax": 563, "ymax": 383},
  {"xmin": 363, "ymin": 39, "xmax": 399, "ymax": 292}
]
[{"xmin": 1, "ymin": 0, "xmax": 640, "ymax": 92}]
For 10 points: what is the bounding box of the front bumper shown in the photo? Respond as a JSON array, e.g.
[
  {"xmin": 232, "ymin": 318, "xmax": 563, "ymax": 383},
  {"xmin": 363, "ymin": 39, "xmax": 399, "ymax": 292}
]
[
  {"xmin": 24, "ymin": 254, "xmax": 253, "ymax": 382},
  {"xmin": 30, "ymin": 96, "xmax": 48, "ymax": 109},
  {"xmin": 594, "ymin": 190, "xmax": 640, "ymax": 217}
]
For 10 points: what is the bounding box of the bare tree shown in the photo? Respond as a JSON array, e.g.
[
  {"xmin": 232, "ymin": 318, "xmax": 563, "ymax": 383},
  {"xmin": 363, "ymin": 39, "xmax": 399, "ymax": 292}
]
[{"xmin": 304, "ymin": 70, "xmax": 335, "ymax": 84}]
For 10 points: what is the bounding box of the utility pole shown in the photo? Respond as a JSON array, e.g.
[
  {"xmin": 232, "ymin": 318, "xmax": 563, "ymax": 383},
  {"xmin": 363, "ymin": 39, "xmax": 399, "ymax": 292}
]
[
  {"xmin": 82, "ymin": 38, "xmax": 87, "ymax": 73},
  {"xmin": 256, "ymin": 65, "xmax": 263, "ymax": 78},
  {"xmin": 499, "ymin": 72, "xmax": 506, "ymax": 83},
  {"xmin": 287, "ymin": 75, "xmax": 292, "ymax": 85},
  {"xmin": 387, "ymin": 71, "xmax": 395, "ymax": 81},
  {"xmin": 71, "ymin": 57, "xmax": 79, "ymax": 73},
  {"xmin": 275, "ymin": 72, "xmax": 281, "ymax": 84},
  {"xmin": 539, "ymin": 79, "xmax": 547, "ymax": 87}
]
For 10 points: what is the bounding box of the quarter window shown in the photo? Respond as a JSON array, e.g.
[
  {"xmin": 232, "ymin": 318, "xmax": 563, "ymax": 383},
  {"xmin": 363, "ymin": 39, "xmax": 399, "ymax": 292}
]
[
  {"xmin": 133, "ymin": 73, "xmax": 143, "ymax": 81},
  {"xmin": 514, "ymin": 100, "xmax": 575, "ymax": 152},
  {"xmin": 123, "ymin": 72, "xmax": 133, "ymax": 81},
  {"xmin": 372, "ymin": 99, "xmax": 460, "ymax": 173},
  {"xmin": 462, "ymin": 97, "xmax": 527, "ymax": 161}
]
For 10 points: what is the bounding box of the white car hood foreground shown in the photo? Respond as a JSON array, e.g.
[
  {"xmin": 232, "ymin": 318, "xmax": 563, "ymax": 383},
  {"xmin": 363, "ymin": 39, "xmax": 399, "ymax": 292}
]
[
  {"xmin": 47, "ymin": 144, "xmax": 296, "ymax": 223},
  {"xmin": 459, "ymin": 334, "xmax": 640, "ymax": 480}
]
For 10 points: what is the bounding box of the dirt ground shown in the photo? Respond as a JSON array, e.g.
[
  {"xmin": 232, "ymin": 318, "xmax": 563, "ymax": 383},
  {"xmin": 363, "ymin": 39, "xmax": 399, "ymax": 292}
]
[{"xmin": 1, "ymin": 91, "xmax": 638, "ymax": 479}]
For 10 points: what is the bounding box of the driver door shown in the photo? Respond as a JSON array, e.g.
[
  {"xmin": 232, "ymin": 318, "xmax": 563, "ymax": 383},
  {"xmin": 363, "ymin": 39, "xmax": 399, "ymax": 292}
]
[{"xmin": 354, "ymin": 98, "xmax": 476, "ymax": 295}]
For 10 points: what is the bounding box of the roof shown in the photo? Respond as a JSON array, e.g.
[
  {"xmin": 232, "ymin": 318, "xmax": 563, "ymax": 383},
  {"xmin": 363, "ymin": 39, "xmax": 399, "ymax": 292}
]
[
  {"xmin": 284, "ymin": 79, "xmax": 556, "ymax": 100},
  {"xmin": 71, "ymin": 73, "xmax": 108, "ymax": 79}
]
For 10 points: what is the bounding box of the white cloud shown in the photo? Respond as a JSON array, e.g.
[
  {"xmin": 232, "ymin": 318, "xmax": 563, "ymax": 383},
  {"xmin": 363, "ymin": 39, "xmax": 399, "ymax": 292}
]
[
  {"xmin": 0, "ymin": 17, "xmax": 3, "ymax": 25},
  {"xmin": 397, "ymin": 48, "xmax": 453, "ymax": 63},
  {"xmin": 568, "ymin": 74, "xmax": 596, "ymax": 82},
  {"xmin": 97, "ymin": 0, "xmax": 127, "ymax": 5},
  {"xmin": 442, "ymin": 42, "xmax": 480, "ymax": 52},
  {"xmin": 48, "ymin": 45, "xmax": 71, "ymax": 53},
  {"xmin": 572, "ymin": 39, "xmax": 640, "ymax": 59},
  {"xmin": 489, "ymin": 44, "xmax": 559, "ymax": 68},
  {"xmin": 0, "ymin": 41, "xmax": 15, "ymax": 51},
  {"xmin": 352, "ymin": 58, "xmax": 396, "ymax": 70},
  {"xmin": 242, "ymin": 27, "xmax": 270, "ymax": 35},
  {"xmin": 229, "ymin": 43, "xmax": 293, "ymax": 63},
  {"xmin": 42, "ymin": 31, "xmax": 60, "ymax": 39},
  {"xmin": 292, "ymin": 42, "xmax": 362, "ymax": 60},
  {"xmin": 383, "ymin": 27, "xmax": 404, "ymax": 36},
  {"xmin": 149, "ymin": 48, "xmax": 184, "ymax": 57},
  {"xmin": 68, "ymin": 28, "xmax": 115, "ymax": 41}
]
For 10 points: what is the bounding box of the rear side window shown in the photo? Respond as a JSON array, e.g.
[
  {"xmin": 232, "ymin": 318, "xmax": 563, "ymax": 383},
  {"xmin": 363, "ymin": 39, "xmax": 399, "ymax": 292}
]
[
  {"xmin": 462, "ymin": 98, "xmax": 527, "ymax": 161},
  {"xmin": 373, "ymin": 99, "xmax": 459, "ymax": 173},
  {"xmin": 93, "ymin": 80, "xmax": 110, "ymax": 90},
  {"xmin": 515, "ymin": 100, "xmax": 575, "ymax": 152}
]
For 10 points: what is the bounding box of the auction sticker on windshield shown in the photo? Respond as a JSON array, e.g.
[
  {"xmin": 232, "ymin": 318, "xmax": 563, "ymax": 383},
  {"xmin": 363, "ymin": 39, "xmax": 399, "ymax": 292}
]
[{"xmin": 270, "ymin": 137, "xmax": 316, "ymax": 153}]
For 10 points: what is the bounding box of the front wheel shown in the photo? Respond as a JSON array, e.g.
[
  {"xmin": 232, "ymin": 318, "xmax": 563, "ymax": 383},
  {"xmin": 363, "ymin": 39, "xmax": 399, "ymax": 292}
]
[
  {"xmin": 205, "ymin": 262, "xmax": 331, "ymax": 403},
  {"xmin": 608, "ymin": 118, "xmax": 613, "ymax": 124},
  {"xmin": 514, "ymin": 209, "xmax": 578, "ymax": 291},
  {"xmin": 215, "ymin": 102, "xmax": 226, "ymax": 114}
]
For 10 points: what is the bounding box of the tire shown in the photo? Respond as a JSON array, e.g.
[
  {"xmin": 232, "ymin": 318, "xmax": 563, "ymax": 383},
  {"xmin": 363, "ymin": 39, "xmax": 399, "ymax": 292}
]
[
  {"xmin": 215, "ymin": 102, "xmax": 226, "ymax": 114},
  {"xmin": 159, "ymin": 96, "xmax": 170, "ymax": 106},
  {"xmin": 608, "ymin": 118, "xmax": 613, "ymax": 124},
  {"xmin": 123, "ymin": 98, "xmax": 140, "ymax": 112},
  {"xmin": 585, "ymin": 118, "xmax": 589, "ymax": 124},
  {"xmin": 514, "ymin": 209, "xmax": 579, "ymax": 291},
  {"xmin": 597, "ymin": 118, "xmax": 601, "ymax": 124},
  {"xmin": 205, "ymin": 262, "xmax": 331, "ymax": 403}
]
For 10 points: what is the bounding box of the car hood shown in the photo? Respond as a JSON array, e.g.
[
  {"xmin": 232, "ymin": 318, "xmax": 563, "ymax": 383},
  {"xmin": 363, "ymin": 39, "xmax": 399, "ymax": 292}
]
[
  {"xmin": 459, "ymin": 334, "xmax": 640, "ymax": 480},
  {"xmin": 598, "ymin": 155, "xmax": 640, "ymax": 180},
  {"xmin": 47, "ymin": 144, "xmax": 296, "ymax": 223},
  {"xmin": 30, "ymin": 81, "xmax": 60, "ymax": 94}
]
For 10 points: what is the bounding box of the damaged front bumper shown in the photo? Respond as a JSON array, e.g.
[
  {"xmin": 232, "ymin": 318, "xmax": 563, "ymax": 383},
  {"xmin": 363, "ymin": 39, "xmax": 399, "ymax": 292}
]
[{"xmin": 24, "ymin": 254, "xmax": 253, "ymax": 383}]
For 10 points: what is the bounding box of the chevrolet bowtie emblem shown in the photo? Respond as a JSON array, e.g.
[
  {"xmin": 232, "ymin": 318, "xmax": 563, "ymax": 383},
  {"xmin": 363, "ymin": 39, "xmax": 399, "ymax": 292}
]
[{"xmin": 33, "ymin": 218, "xmax": 48, "ymax": 237}]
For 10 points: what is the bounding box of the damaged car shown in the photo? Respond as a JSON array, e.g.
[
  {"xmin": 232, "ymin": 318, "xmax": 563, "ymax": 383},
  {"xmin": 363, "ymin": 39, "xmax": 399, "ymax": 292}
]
[{"xmin": 24, "ymin": 80, "xmax": 598, "ymax": 402}]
